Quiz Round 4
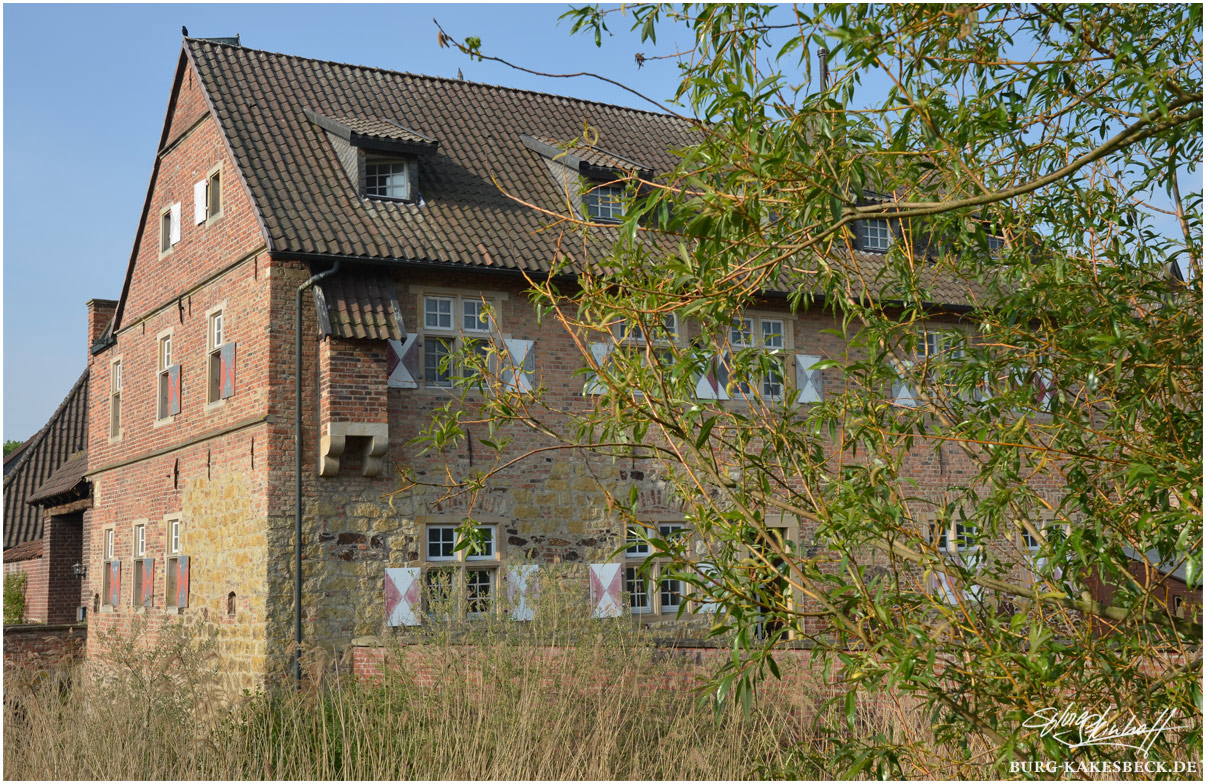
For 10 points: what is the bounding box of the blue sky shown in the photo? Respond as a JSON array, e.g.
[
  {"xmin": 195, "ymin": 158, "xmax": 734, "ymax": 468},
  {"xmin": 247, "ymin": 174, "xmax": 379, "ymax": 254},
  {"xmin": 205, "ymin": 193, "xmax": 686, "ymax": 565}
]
[{"xmin": 2, "ymin": 3, "xmax": 685, "ymax": 441}]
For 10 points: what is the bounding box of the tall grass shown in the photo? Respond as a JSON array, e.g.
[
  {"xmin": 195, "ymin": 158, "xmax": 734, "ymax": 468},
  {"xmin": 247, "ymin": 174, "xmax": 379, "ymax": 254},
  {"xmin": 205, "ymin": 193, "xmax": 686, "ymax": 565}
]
[{"xmin": 4, "ymin": 573, "xmax": 1010, "ymax": 780}]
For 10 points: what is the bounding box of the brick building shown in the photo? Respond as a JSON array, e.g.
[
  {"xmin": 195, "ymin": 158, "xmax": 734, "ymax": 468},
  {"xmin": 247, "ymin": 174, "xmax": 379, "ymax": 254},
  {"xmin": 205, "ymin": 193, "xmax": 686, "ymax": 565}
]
[
  {"xmin": 4, "ymin": 372, "xmax": 90, "ymax": 625},
  {"xmin": 79, "ymin": 37, "xmax": 1066, "ymax": 689}
]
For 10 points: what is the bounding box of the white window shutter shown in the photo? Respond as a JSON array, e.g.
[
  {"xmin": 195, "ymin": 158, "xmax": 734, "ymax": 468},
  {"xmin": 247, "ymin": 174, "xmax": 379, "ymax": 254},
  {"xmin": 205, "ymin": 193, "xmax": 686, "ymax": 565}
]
[
  {"xmin": 169, "ymin": 202, "xmax": 182, "ymax": 245},
  {"xmin": 584, "ymin": 342, "xmax": 613, "ymax": 395},
  {"xmin": 694, "ymin": 354, "xmax": 730, "ymax": 400},
  {"xmin": 385, "ymin": 567, "xmax": 421, "ymax": 626},
  {"xmin": 506, "ymin": 564, "xmax": 539, "ymax": 621},
  {"xmin": 193, "ymin": 180, "xmax": 208, "ymax": 224},
  {"xmin": 588, "ymin": 563, "xmax": 623, "ymax": 618},
  {"xmin": 892, "ymin": 359, "xmax": 919, "ymax": 407},
  {"xmin": 794, "ymin": 354, "xmax": 823, "ymax": 404},
  {"xmin": 502, "ymin": 338, "xmax": 535, "ymax": 393},
  {"xmin": 386, "ymin": 335, "xmax": 419, "ymax": 389},
  {"xmin": 695, "ymin": 562, "xmax": 720, "ymax": 614}
]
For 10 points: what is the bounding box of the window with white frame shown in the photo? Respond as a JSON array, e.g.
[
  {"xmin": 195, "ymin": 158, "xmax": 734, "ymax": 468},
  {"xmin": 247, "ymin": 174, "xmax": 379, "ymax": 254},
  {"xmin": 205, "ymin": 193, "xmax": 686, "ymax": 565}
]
[
  {"xmin": 365, "ymin": 158, "xmax": 412, "ymax": 200},
  {"xmin": 719, "ymin": 315, "xmax": 787, "ymax": 399},
  {"xmin": 207, "ymin": 168, "xmax": 222, "ymax": 218},
  {"xmin": 624, "ymin": 522, "xmax": 688, "ymax": 616},
  {"xmin": 157, "ymin": 334, "xmax": 175, "ymax": 420},
  {"xmin": 423, "ymin": 523, "xmax": 500, "ymax": 618},
  {"xmin": 583, "ymin": 182, "xmax": 625, "ymax": 222},
  {"xmin": 165, "ymin": 516, "xmax": 189, "ymax": 610},
  {"xmin": 132, "ymin": 522, "xmax": 149, "ymax": 610},
  {"xmin": 160, "ymin": 202, "xmax": 180, "ymax": 254},
  {"xmin": 207, "ymin": 310, "xmax": 226, "ymax": 403},
  {"xmin": 109, "ymin": 360, "xmax": 122, "ymax": 438},
  {"xmin": 1020, "ymin": 524, "xmax": 1040, "ymax": 551},
  {"xmin": 421, "ymin": 294, "xmax": 496, "ymax": 388},
  {"xmin": 168, "ymin": 518, "xmax": 181, "ymax": 555},
  {"xmin": 102, "ymin": 528, "xmax": 117, "ymax": 607},
  {"xmin": 858, "ymin": 218, "xmax": 892, "ymax": 251}
]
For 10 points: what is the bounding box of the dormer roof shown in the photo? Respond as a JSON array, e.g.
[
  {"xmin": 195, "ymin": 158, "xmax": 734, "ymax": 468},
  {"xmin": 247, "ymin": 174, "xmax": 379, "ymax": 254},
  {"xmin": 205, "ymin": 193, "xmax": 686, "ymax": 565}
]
[{"xmin": 304, "ymin": 110, "xmax": 439, "ymax": 155}]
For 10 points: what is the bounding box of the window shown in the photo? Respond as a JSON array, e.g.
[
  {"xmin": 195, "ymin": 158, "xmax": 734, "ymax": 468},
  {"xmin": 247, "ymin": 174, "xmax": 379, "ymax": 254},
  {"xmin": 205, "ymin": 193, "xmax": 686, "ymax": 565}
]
[
  {"xmin": 165, "ymin": 517, "xmax": 189, "ymax": 610},
  {"xmin": 157, "ymin": 334, "xmax": 176, "ymax": 420},
  {"xmin": 1021, "ymin": 525, "xmax": 1040, "ymax": 551},
  {"xmin": 365, "ymin": 158, "xmax": 412, "ymax": 200},
  {"xmin": 207, "ymin": 169, "xmax": 222, "ymax": 218},
  {"xmin": 101, "ymin": 529, "xmax": 118, "ymax": 608},
  {"xmin": 207, "ymin": 310, "xmax": 226, "ymax": 403},
  {"xmin": 858, "ymin": 218, "xmax": 892, "ymax": 251},
  {"xmin": 919, "ymin": 329, "xmax": 965, "ymax": 387},
  {"xmin": 132, "ymin": 522, "xmax": 149, "ymax": 610},
  {"xmin": 420, "ymin": 294, "xmax": 497, "ymax": 388},
  {"xmin": 624, "ymin": 523, "xmax": 687, "ymax": 616},
  {"xmin": 954, "ymin": 522, "xmax": 977, "ymax": 552},
  {"xmin": 583, "ymin": 182, "xmax": 625, "ymax": 222},
  {"xmin": 160, "ymin": 202, "xmax": 180, "ymax": 254},
  {"xmin": 422, "ymin": 523, "xmax": 500, "ymax": 618},
  {"xmin": 721, "ymin": 315, "xmax": 787, "ymax": 399},
  {"xmin": 134, "ymin": 523, "xmax": 146, "ymax": 557},
  {"xmin": 109, "ymin": 360, "xmax": 122, "ymax": 438}
]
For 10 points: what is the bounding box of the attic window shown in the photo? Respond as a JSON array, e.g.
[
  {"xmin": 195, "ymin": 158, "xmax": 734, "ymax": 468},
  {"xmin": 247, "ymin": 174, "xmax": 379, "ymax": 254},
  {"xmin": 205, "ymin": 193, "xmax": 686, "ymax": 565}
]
[
  {"xmin": 584, "ymin": 183, "xmax": 625, "ymax": 222},
  {"xmin": 366, "ymin": 159, "xmax": 412, "ymax": 200},
  {"xmin": 858, "ymin": 218, "xmax": 892, "ymax": 251}
]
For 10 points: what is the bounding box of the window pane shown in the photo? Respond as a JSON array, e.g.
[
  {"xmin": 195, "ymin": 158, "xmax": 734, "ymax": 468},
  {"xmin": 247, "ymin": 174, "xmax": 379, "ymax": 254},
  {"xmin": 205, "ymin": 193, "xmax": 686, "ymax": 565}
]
[
  {"xmin": 466, "ymin": 525, "xmax": 495, "ymax": 559},
  {"xmin": 660, "ymin": 578, "xmax": 682, "ymax": 611},
  {"xmin": 427, "ymin": 526, "xmax": 457, "ymax": 560},
  {"xmin": 731, "ymin": 318, "xmax": 753, "ymax": 347},
  {"xmin": 761, "ymin": 360, "xmax": 783, "ymax": 399},
  {"xmin": 585, "ymin": 184, "xmax": 624, "ymax": 221},
  {"xmin": 762, "ymin": 320, "xmax": 784, "ymax": 349},
  {"xmin": 625, "ymin": 525, "xmax": 650, "ymax": 556},
  {"xmin": 366, "ymin": 161, "xmax": 409, "ymax": 199},
  {"xmin": 462, "ymin": 299, "xmax": 490, "ymax": 332},
  {"xmin": 466, "ymin": 569, "xmax": 493, "ymax": 615},
  {"xmin": 859, "ymin": 219, "xmax": 891, "ymax": 251},
  {"xmin": 626, "ymin": 567, "xmax": 649, "ymax": 612},
  {"xmin": 425, "ymin": 337, "xmax": 452, "ymax": 386},
  {"xmin": 425, "ymin": 297, "xmax": 453, "ymax": 330}
]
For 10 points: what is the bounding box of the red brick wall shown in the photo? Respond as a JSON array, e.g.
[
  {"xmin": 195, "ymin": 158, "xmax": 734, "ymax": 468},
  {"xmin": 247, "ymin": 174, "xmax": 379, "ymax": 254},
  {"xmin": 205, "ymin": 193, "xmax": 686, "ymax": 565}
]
[
  {"xmin": 319, "ymin": 338, "xmax": 389, "ymax": 425},
  {"xmin": 5, "ymin": 551, "xmax": 46, "ymax": 624},
  {"xmin": 3, "ymin": 623, "xmax": 86, "ymax": 672},
  {"xmin": 43, "ymin": 513, "xmax": 85, "ymax": 624}
]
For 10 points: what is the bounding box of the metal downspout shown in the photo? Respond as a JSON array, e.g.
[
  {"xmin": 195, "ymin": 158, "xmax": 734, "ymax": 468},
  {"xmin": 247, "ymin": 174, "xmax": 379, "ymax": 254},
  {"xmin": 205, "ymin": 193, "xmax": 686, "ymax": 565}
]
[{"xmin": 294, "ymin": 260, "xmax": 340, "ymax": 687}]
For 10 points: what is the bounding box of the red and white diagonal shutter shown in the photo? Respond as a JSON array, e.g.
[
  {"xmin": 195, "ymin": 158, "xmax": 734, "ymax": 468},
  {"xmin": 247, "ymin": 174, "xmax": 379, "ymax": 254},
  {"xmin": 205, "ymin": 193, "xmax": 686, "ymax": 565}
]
[
  {"xmin": 694, "ymin": 562, "xmax": 720, "ymax": 614},
  {"xmin": 694, "ymin": 355, "xmax": 730, "ymax": 400},
  {"xmin": 506, "ymin": 564, "xmax": 539, "ymax": 621},
  {"xmin": 386, "ymin": 335, "xmax": 420, "ymax": 389},
  {"xmin": 109, "ymin": 560, "xmax": 121, "ymax": 607},
  {"xmin": 167, "ymin": 364, "xmax": 182, "ymax": 415},
  {"xmin": 502, "ymin": 339, "xmax": 535, "ymax": 393},
  {"xmin": 384, "ymin": 567, "xmax": 421, "ymax": 626},
  {"xmin": 589, "ymin": 563, "xmax": 623, "ymax": 618},
  {"xmin": 794, "ymin": 354, "xmax": 823, "ymax": 404},
  {"xmin": 169, "ymin": 202, "xmax": 182, "ymax": 245},
  {"xmin": 219, "ymin": 342, "xmax": 236, "ymax": 399},
  {"xmin": 584, "ymin": 343, "xmax": 613, "ymax": 395},
  {"xmin": 141, "ymin": 558, "xmax": 155, "ymax": 608},
  {"xmin": 193, "ymin": 180, "xmax": 208, "ymax": 224},
  {"xmin": 1034, "ymin": 368, "xmax": 1055, "ymax": 412},
  {"xmin": 174, "ymin": 556, "xmax": 190, "ymax": 608}
]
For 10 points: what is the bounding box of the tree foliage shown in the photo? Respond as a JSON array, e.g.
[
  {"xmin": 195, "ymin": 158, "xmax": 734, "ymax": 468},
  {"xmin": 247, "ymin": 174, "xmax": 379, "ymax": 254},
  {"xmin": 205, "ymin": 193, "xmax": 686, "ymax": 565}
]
[{"xmin": 425, "ymin": 4, "xmax": 1201, "ymax": 775}]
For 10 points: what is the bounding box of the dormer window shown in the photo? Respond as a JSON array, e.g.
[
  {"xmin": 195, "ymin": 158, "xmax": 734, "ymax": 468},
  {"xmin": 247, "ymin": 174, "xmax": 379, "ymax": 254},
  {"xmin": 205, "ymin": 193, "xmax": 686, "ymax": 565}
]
[
  {"xmin": 584, "ymin": 183, "xmax": 626, "ymax": 222},
  {"xmin": 365, "ymin": 158, "xmax": 412, "ymax": 201},
  {"xmin": 858, "ymin": 218, "xmax": 892, "ymax": 251}
]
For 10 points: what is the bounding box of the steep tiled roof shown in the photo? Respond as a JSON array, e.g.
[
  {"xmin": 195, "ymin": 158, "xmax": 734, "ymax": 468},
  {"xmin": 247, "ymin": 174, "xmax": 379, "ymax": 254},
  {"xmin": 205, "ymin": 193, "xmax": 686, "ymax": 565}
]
[
  {"xmin": 185, "ymin": 39, "xmax": 694, "ymax": 273},
  {"xmin": 3, "ymin": 372, "xmax": 88, "ymax": 549},
  {"xmin": 28, "ymin": 451, "xmax": 89, "ymax": 507},
  {"xmin": 182, "ymin": 40, "xmax": 982, "ymax": 309}
]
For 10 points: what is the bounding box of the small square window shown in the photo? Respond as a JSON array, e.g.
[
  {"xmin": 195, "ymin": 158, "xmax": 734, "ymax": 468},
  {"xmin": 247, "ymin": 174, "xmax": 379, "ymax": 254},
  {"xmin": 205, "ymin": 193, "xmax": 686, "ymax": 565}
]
[
  {"xmin": 427, "ymin": 526, "xmax": 457, "ymax": 561},
  {"xmin": 424, "ymin": 297, "xmax": 454, "ymax": 331},
  {"xmin": 955, "ymin": 522, "xmax": 977, "ymax": 552},
  {"xmin": 731, "ymin": 318, "xmax": 754, "ymax": 348},
  {"xmin": 465, "ymin": 525, "xmax": 496, "ymax": 560},
  {"xmin": 625, "ymin": 525, "xmax": 650, "ymax": 557},
  {"xmin": 761, "ymin": 320, "xmax": 784, "ymax": 350},
  {"xmin": 462, "ymin": 300, "xmax": 490, "ymax": 332},
  {"xmin": 584, "ymin": 183, "xmax": 625, "ymax": 222},
  {"xmin": 466, "ymin": 569, "xmax": 493, "ymax": 616},
  {"xmin": 365, "ymin": 159, "xmax": 411, "ymax": 200},
  {"xmin": 858, "ymin": 219, "xmax": 892, "ymax": 251},
  {"xmin": 659, "ymin": 576, "xmax": 683, "ymax": 613},
  {"xmin": 1021, "ymin": 525, "xmax": 1040, "ymax": 551}
]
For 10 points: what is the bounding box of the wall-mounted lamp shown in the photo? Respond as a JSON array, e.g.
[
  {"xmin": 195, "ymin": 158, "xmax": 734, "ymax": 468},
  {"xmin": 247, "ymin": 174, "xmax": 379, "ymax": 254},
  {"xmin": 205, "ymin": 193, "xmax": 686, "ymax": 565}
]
[{"xmin": 72, "ymin": 562, "xmax": 86, "ymax": 579}]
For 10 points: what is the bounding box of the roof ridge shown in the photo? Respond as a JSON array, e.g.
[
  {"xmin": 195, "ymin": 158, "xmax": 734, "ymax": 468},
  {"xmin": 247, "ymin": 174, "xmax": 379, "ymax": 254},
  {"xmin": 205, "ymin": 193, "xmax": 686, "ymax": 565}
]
[
  {"xmin": 2, "ymin": 369, "xmax": 88, "ymax": 486},
  {"xmin": 184, "ymin": 37, "xmax": 688, "ymax": 123}
]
